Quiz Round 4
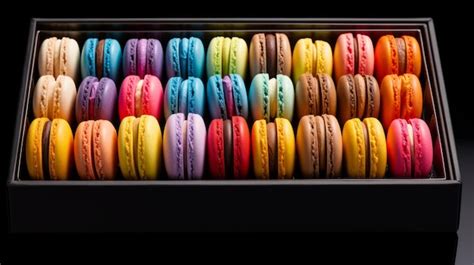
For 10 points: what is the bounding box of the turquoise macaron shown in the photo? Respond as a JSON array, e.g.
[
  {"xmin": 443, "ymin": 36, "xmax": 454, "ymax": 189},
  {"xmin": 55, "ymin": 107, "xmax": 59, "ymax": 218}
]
[
  {"xmin": 249, "ymin": 73, "xmax": 294, "ymax": 122},
  {"xmin": 165, "ymin": 37, "xmax": 205, "ymax": 79},
  {"xmin": 164, "ymin": 76, "xmax": 205, "ymax": 119},
  {"xmin": 81, "ymin": 38, "xmax": 122, "ymax": 82},
  {"xmin": 207, "ymin": 74, "xmax": 248, "ymax": 120}
]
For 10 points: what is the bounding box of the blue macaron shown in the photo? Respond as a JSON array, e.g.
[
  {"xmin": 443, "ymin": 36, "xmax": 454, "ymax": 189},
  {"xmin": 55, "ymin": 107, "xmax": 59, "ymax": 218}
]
[
  {"xmin": 207, "ymin": 74, "xmax": 248, "ymax": 120},
  {"xmin": 81, "ymin": 38, "xmax": 122, "ymax": 82},
  {"xmin": 165, "ymin": 37, "xmax": 205, "ymax": 79},
  {"xmin": 164, "ymin": 77, "xmax": 205, "ymax": 119}
]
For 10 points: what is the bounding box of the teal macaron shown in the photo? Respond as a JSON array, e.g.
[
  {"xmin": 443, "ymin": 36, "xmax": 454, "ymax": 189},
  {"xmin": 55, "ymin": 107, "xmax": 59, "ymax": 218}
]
[
  {"xmin": 165, "ymin": 37, "xmax": 205, "ymax": 79},
  {"xmin": 249, "ymin": 73, "xmax": 294, "ymax": 122},
  {"xmin": 207, "ymin": 74, "xmax": 249, "ymax": 120},
  {"xmin": 81, "ymin": 38, "xmax": 122, "ymax": 82},
  {"xmin": 164, "ymin": 76, "xmax": 205, "ymax": 119}
]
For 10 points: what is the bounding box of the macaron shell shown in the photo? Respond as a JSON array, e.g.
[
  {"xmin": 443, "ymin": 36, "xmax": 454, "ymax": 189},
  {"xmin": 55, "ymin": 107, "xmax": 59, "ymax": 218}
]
[
  {"xmin": 249, "ymin": 73, "xmax": 270, "ymax": 121},
  {"xmin": 363, "ymin": 117, "xmax": 387, "ymax": 178},
  {"xmin": 228, "ymin": 37, "xmax": 248, "ymax": 79},
  {"xmin": 74, "ymin": 121, "xmax": 95, "ymax": 179},
  {"xmin": 93, "ymin": 120, "xmax": 118, "ymax": 180},
  {"xmin": 186, "ymin": 113, "xmax": 206, "ymax": 179},
  {"xmin": 380, "ymin": 74, "xmax": 402, "ymax": 130},
  {"xmin": 136, "ymin": 115, "xmax": 161, "ymax": 180},
  {"xmin": 118, "ymin": 116, "xmax": 138, "ymax": 179},
  {"xmin": 276, "ymin": 74, "xmax": 295, "ymax": 121},
  {"xmin": 314, "ymin": 40, "xmax": 333, "ymax": 76},
  {"xmin": 402, "ymin": 36, "xmax": 421, "ymax": 77},
  {"xmin": 166, "ymin": 38, "xmax": 181, "ymax": 78},
  {"xmin": 81, "ymin": 38, "xmax": 98, "ymax": 78},
  {"xmin": 49, "ymin": 75, "xmax": 77, "ymax": 123},
  {"xmin": 323, "ymin": 114, "xmax": 342, "ymax": 178},
  {"xmin": 221, "ymin": 37, "xmax": 232, "ymax": 76},
  {"xmin": 185, "ymin": 77, "xmax": 205, "ymax": 116},
  {"xmin": 136, "ymin": 39, "xmax": 148, "ymax": 78},
  {"xmin": 207, "ymin": 75, "xmax": 228, "ymax": 119},
  {"xmin": 140, "ymin": 75, "xmax": 163, "ymax": 119},
  {"xmin": 342, "ymin": 118, "xmax": 366, "ymax": 178},
  {"xmin": 33, "ymin": 75, "xmax": 56, "ymax": 119},
  {"xmin": 275, "ymin": 118, "xmax": 295, "ymax": 179},
  {"xmin": 334, "ymin": 33, "xmax": 355, "ymax": 82},
  {"xmin": 387, "ymin": 119, "xmax": 412, "ymax": 178},
  {"xmin": 102, "ymin": 39, "xmax": 122, "ymax": 82},
  {"xmin": 93, "ymin": 77, "xmax": 117, "ymax": 121},
  {"xmin": 410, "ymin": 118, "xmax": 433, "ymax": 178},
  {"xmin": 76, "ymin": 76, "xmax": 99, "ymax": 122},
  {"xmin": 296, "ymin": 73, "xmax": 319, "ymax": 119},
  {"xmin": 400, "ymin": 74, "xmax": 423, "ymax": 120},
  {"xmin": 375, "ymin": 35, "xmax": 399, "ymax": 82},
  {"xmin": 207, "ymin": 119, "xmax": 226, "ymax": 179},
  {"xmin": 317, "ymin": 73, "xmax": 337, "ymax": 116},
  {"xmin": 118, "ymin": 75, "xmax": 140, "ymax": 121},
  {"xmin": 48, "ymin": 119, "xmax": 73, "ymax": 180},
  {"xmin": 206, "ymin": 37, "xmax": 223, "ymax": 77},
  {"xmin": 163, "ymin": 77, "xmax": 182, "ymax": 119},
  {"xmin": 251, "ymin": 119, "xmax": 270, "ymax": 179},
  {"xmin": 163, "ymin": 113, "xmax": 185, "ymax": 179},
  {"xmin": 147, "ymin": 38, "xmax": 164, "ymax": 79},
  {"xmin": 26, "ymin": 118, "xmax": 49, "ymax": 179},
  {"xmin": 123, "ymin": 39, "xmax": 138, "ymax": 77},
  {"xmin": 337, "ymin": 74, "xmax": 358, "ymax": 125},
  {"xmin": 356, "ymin": 34, "xmax": 374, "ymax": 76},
  {"xmin": 276, "ymin": 33, "xmax": 292, "ymax": 77},
  {"xmin": 249, "ymin": 33, "xmax": 266, "ymax": 78},
  {"xmin": 179, "ymin": 38, "xmax": 189, "ymax": 78},
  {"xmin": 38, "ymin": 37, "xmax": 57, "ymax": 77},
  {"xmin": 296, "ymin": 115, "xmax": 319, "ymax": 178},
  {"xmin": 292, "ymin": 38, "xmax": 313, "ymax": 83},
  {"xmin": 58, "ymin": 37, "xmax": 80, "ymax": 81},
  {"xmin": 188, "ymin": 37, "xmax": 205, "ymax": 78},
  {"xmin": 364, "ymin": 75, "xmax": 380, "ymax": 118},
  {"xmin": 232, "ymin": 116, "xmax": 250, "ymax": 179},
  {"xmin": 230, "ymin": 74, "xmax": 249, "ymax": 119},
  {"xmin": 353, "ymin": 74, "xmax": 367, "ymax": 118}
]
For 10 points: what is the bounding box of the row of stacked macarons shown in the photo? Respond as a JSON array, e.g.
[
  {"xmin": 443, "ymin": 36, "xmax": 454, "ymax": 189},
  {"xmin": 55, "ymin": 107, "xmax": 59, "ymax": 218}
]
[
  {"xmin": 25, "ymin": 115, "xmax": 433, "ymax": 181},
  {"xmin": 33, "ymin": 72, "xmax": 423, "ymax": 131},
  {"xmin": 38, "ymin": 33, "xmax": 420, "ymax": 85}
]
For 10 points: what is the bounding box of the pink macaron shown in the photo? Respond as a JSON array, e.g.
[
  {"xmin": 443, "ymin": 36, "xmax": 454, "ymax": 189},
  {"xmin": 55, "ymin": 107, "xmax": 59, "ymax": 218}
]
[
  {"xmin": 387, "ymin": 118, "xmax": 433, "ymax": 178},
  {"xmin": 118, "ymin": 75, "xmax": 163, "ymax": 121},
  {"xmin": 334, "ymin": 33, "xmax": 374, "ymax": 82}
]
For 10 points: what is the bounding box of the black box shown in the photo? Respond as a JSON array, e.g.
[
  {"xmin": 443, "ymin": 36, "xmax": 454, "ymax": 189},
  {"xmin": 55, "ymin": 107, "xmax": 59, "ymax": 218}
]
[{"xmin": 7, "ymin": 18, "xmax": 462, "ymax": 232}]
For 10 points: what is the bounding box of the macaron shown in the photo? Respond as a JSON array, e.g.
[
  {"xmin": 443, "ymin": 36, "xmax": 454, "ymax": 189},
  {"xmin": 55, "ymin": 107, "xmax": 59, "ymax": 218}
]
[
  {"xmin": 163, "ymin": 113, "xmax": 206, "ymax": 180},
  {"xmin": 33, "ymin": 75, "xmax": 77, "ymax": 123},
  {"xmin": 207, "ymin": 74, "xmax": 248, "ymax": 120},
  {"xmin": 81, "ymin": 38, "xmax": 122, "ymax": 82},
  {"xmin": 249, "ymin": 33, "xmax": 292, "ymax": 79},
  {"xmin": 333, "ymin": 33, "xmax": 374, "ymax": 82},
  {"xmin": 249, "ymin": 73, "xmax": 294, "ymax": 122},
  {"xmin": 74, "ymin": 120, "xmax": 117, "ymax": 180},
  {"xmin": 206, "ymin": 36, "xmax": 248, "ymax": 79},
  {"xmin": 292, "ymin": 38, "xmax": 332, "ymax": 83},
  {"xmin": 380, "ymin": 74, "xmax": 423, "ymax": 130},
  {"xmin": 76, "ymin": 76, "xmax": 117, "ymax": 123},
  {"xmin": 123, "ymin": 38, "xmax": 164, "ymax": 79},
  {"xmin": 26, "ymin": 118, "xmax": 73, "ymax": 180},
  {"xmin": 118, "ymin": 115, "xmax": 162, "ymax": 180},
  {"xmin": 38, "ymin": 37, "xmax": 80, "ymax": 81},
  {"xmin": 295, "ymin": 73, "xmax": 336, "ymax": 120},
  {"xmin": 118, "ymin": 75, "xmax": 164, "ymax": 121},
  {"xmin": 342, "ymin": 118, "xmax": 387, "ymax": 178},
  {"xmin": 251, "ymin": 118, "xmax": 295, "ymax": 179},
  {"xmin": 375, "ymin": 35, "xmax": 421, "ymax": 82},
  {"xmin": 164, "ymin": 76, "xmax": 205, "ymax": 119},
  {"xmin": 207, "ymin": 116, "xmax": 251, "ymax": 179},
  {"xmin": 387, "ymin": 118, "xmax": 433, "ymax": 178},
  {"xmin": 296, "ymin": 114, "xmax": 343, "ymax": 178},
  {"xmin": 165, "ymin": 37, "xmax": 205, "ymax": 79},
  {"xmin": 337, "ymin": 74, "xmax": 380, "ymax": 125}
]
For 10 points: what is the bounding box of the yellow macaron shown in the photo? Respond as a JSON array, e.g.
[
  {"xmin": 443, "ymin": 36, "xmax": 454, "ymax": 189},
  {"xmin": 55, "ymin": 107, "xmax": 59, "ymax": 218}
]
[{"xmin": 292, "ymin": 38, "xmax": 333, "ymax": 83}]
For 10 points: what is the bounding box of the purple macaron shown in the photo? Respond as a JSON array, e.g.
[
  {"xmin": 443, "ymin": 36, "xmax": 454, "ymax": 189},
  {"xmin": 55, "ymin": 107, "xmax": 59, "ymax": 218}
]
[
  {"xmin": 123, "ymin": 38, "xmax": 163, "ymax": 79},
  {"xmin": 163, "ymin": 113, "xmax": 206, "ymax": 180},
  {"xmin": 76, "ymin": 76, "xmax": 117, "ymax": 123}
]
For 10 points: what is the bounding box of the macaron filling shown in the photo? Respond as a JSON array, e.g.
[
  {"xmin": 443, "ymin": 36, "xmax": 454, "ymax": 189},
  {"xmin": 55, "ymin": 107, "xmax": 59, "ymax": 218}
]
[
  {"xmin": 266, "ymin": 34, "xmax": 277, "ymax": 77},
  {"xmin": 95, "ymin": 40, "xmax": 105, "ymax": 78},
  {"xmin": 364, "ymin": 76, "xmax": 376, "ymax": 117},
  {"xmin": 397, "ymin": 38, "xmax": 407, "ymax": 74},
  {"xmin": 135, "ymin": 80, "xmax": 144, "ymax": 116},
  {"xmin": 266, "ymin": 122, "xmax": 277, "ymax": 178},
  {"xmin": 41, "ymin": 121, "xmax": 52, "ymax": 179},
  {"xmin": 353, "ymin": 35, "xmax": 359, "ymax": 74},
  {"xmin": 88, "ymin": 82, "xmax": 98, "ymax": 120},
  {"xmin": 224, "ymin": 120, "xmax": 233, "ymax": 177}
]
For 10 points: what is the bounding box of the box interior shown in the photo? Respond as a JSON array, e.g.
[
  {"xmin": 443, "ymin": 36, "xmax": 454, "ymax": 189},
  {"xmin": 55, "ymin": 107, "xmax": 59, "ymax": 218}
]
[{"xmin": 9, "ymin": 19, "xmax": 457, "ymax": 184}]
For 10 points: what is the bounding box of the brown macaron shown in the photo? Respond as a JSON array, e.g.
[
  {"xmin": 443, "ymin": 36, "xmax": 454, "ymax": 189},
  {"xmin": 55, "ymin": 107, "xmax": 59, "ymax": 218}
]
[
  {"xmin": 337, "ymin": 74, "xmax": 380, "ymax": 125},
  {"xmin": 295, "ymin": 73, "xmax": 337, "ymax": 119},
  {"xmin": 249, "ymin": 33, "xmax": 292, "ymax": 79},
  {"xmin": 296, "ymin": 114, "xmax": 342, "ymax": 178}
]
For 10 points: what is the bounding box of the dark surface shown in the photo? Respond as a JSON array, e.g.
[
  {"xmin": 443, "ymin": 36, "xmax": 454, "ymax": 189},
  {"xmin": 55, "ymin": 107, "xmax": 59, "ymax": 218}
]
[{"xmin": 1, "ymin": 3, "xmax": 472, "ymax": 264}]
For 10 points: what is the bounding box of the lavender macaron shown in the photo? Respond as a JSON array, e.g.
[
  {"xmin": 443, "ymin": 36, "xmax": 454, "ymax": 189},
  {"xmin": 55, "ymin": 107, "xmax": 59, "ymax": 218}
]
[
  {"xmin": 123, "ymin": 38, "xmax": 164, "ymax": 79},
  {"xmin": 163, "ymin": 113, "xmax": 206, "ymax": 180},
  {"xmin": 76, "ymin": 76, "xmax": 117, "ymax": 123}
]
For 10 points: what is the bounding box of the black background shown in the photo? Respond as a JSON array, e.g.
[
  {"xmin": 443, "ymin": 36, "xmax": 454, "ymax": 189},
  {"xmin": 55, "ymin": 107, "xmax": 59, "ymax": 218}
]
[{"xmin": 1, "ymin": 2, "xmax": 472, "ymax": 264}]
